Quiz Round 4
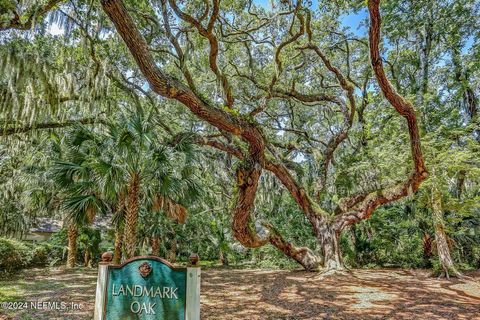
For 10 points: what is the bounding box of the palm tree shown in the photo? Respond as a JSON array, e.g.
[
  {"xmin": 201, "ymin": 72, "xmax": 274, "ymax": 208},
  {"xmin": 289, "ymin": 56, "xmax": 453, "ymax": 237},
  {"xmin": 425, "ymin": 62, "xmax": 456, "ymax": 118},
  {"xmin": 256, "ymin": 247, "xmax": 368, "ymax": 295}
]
[
  {"xmin": 140, "ymin": 196, "xmax": 190, "ymax": 258},
  {"xmin": 61, "ymin": 194, "xmax": 105, "ymax": 268},
  {"xmin": 50, "ymin": 104, "xmax": 203, "ymax": 263},
  {"xmin": 101, "ymin": 108, "xmax": 202, "ymax": 259},
  {"xmin": 51, "ymin": 128, "xmax": 109, "ymax": 268},
  {"xmin": 111, "ymin": 192, "xmax": 126, "ymax": 264},
  {"xmin": 100, "ymin": 110, "xmax": 157, "ymax": 259}
]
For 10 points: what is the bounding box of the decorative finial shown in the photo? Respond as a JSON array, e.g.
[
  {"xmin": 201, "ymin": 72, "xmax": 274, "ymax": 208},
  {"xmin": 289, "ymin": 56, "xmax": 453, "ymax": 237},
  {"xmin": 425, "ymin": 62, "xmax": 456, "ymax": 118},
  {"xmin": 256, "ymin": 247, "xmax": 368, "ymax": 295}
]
[
  {"xmin": 189, "ymin": 253, "xmax": 199, "ymax": 266},
  {"xmin": 101, "ymin": 251, "xmax": 113, "ymax": 263}
]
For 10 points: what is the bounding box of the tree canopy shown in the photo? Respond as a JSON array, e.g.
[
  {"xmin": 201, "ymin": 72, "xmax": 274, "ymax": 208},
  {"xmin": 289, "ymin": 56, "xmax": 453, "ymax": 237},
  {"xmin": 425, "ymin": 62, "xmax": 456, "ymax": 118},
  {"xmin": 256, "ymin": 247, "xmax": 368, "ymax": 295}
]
[{"xmin": 0, "ymin": 0, "xmax": 479, "ymax": 275}]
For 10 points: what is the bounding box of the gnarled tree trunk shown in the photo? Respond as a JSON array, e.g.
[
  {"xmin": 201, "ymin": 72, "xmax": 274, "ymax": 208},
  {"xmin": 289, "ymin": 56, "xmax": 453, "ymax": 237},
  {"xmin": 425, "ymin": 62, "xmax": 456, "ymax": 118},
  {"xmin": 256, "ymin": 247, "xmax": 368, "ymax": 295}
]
[
  {"xmin": 66, "ymin": 224, "xmax": 78, "ymax": 268},
  {"xmin": 316, "ymin": 224, "xmax": 343, "ymax": 270},
  {"xmin": 232, "ymin": 160, "xmax": 320, "ymax": 271},
  {"xmin": 231, "ymin": 161, "xmax": 269, "ymax": 248},
  {"xmin": 124, "ymin": 172, "xmax": 140, "ymax": 259},
  {"xmin": 269, "ymin": 230, "xmax": 319, "ymax": 271}
]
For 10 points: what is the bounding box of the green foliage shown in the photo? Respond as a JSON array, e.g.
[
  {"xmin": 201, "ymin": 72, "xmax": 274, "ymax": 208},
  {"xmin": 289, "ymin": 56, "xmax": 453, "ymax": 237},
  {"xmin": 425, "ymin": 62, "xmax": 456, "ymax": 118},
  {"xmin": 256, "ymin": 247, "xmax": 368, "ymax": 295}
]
[
  {"xmin": 0, "ymin": 0, "xmax": 479, "ymax": 273},
  {"xmin": 28, "ymin": 230, "xmax": 69, "ymax": 267},
  {"xmin": 35, "ymin": 229, "xmax": 68, "ymax": 265},
  {"xmin": 342, "ymin": 204, "xmax": 425, "ymax": 268},
  {"xmin": 78, "ymin": 226, "xmax": 102, "ymax": 262},
  {"xmin": 30, "ymin": 242, "xmax": 65, "ymax": 267},
  {"xmin": 251, "ymin": 245, "xmax": 299, "ymax": 270},
  {"xmin": 0, "ymin": 237, "xmax": 32, "ymax": 273},
  {"xmin": 0, "ymin": 231, "xmax": 66, "ymax": 272}
]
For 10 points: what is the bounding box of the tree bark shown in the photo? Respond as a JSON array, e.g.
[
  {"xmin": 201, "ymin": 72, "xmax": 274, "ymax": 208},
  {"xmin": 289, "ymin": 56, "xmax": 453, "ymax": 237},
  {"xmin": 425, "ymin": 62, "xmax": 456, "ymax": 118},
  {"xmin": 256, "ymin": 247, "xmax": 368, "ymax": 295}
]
[
  {"xmin": 113, "ymin": 227, "xmax": 123, "ymax": 265},
  {"xmin": 167, "ymin": 239, "xmax": 177, "ymax": 263},
  {"xmin": 269, "ymin": 230, "xmax": 319, "ymax": 271},
  {"xmin": 317, "ymin": 224, "xmax": 343, "ymax": 270},
  {"xmin": 232, "ymin": 161, "xmax": 269, "ymax": 248},
  {"xmin": 151, "ymin": 237, "xmax": 160, "ymax": 256},
  {"xmin": 84, "ymin": 249, "xmax": 92, "ymax": 268},
  {"xmin": 219, "ymin": 249, "xmax": 229, "ymax": 266},
  {"xmin": 432, "ymin": 187, "xmax": 461, "ymax": 278},
  {"xmin": 124, "ymin": 172, "xmax": 140, "ymax": 259},
  {"xmin": 66, "ymin": 224, "xmax": 78, "ymax": 268}
]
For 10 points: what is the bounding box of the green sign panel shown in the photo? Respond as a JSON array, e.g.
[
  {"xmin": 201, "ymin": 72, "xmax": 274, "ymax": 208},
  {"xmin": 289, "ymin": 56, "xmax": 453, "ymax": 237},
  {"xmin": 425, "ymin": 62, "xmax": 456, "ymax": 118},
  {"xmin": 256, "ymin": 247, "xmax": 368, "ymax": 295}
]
[{"xmin": 104, "ymin": 257, "xmax": 187, "ymax": 320}]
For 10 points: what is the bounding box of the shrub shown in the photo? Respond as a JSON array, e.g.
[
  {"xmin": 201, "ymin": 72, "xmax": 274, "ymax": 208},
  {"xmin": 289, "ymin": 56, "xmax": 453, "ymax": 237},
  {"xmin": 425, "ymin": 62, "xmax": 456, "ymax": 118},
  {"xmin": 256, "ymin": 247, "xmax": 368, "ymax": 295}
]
[
  {"xmin": 78, "ymin": 226, "xmax": 102, "ymax": 266},
  {"xmin": 251, "ymin": 245, "xmax": 300, "ymax": 270},
  {"xmin": 30, "ymin": 244, "xmax": 50, "ymax": 266},
  {"xmin": 0, "ymin": 237, "xmax": 33, "ymax": 273},
  {"xmin": 45, "ymin": 229, "xmax": 68, "ymax": 263}
]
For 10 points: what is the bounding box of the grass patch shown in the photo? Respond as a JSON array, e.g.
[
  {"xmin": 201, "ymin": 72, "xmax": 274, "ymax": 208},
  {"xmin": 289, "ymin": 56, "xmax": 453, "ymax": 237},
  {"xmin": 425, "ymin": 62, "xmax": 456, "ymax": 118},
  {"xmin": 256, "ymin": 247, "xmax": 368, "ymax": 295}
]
[{"xmin": 0, "ymin": 282, "xmax": 25, "ymax": 301}]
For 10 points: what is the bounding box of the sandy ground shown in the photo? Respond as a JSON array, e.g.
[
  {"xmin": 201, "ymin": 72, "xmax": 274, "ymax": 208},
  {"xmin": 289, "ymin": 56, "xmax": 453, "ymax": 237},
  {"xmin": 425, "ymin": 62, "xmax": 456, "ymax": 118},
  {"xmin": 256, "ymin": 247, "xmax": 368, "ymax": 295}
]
[{"xmin": 0, "ymin": 267, "xmax": 479, "ymax": 319}]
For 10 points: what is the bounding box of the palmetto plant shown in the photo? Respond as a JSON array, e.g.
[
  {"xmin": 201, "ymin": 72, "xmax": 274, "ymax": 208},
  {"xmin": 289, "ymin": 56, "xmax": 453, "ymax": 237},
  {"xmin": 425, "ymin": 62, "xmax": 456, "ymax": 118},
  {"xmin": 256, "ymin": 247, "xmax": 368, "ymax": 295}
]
[
  {"xmin": 104, "ymin": 108, "xmax": 202, "ymax": 260},
  {"xmin": 135, "ymin": 137, "xmax": 204, "ymax": 260},
  {"xmin": 51, "ymin": 128, "xmax": 110, "ymax": 268},
  {"xmin": 51, "ymin": 104, "xmax": 203, "ymax": 264}
]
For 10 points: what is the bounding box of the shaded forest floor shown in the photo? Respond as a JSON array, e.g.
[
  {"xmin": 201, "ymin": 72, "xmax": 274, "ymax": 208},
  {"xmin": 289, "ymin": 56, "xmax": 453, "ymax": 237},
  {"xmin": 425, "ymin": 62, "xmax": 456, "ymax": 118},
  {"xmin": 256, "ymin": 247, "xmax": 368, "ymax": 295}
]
[{"xmin": 0, "ymin": 267, "xmax": 479, "ymax": 319}]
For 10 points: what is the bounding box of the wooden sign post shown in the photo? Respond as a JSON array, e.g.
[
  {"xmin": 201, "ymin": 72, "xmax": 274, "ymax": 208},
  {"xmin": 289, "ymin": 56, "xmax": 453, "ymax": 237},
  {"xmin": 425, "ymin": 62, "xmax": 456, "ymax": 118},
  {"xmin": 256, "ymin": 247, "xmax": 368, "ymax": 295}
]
[{"xmin": 94, "ymin": 255, "xmax": 200, "ymax": 320}]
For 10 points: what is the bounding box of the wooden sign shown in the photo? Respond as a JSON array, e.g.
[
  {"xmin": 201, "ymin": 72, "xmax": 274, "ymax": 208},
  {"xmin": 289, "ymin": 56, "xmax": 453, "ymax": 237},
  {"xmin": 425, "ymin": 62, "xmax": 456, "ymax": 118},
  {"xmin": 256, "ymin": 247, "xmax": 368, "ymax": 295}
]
[{"xmin": 94, "ymin": 256, "xmax": 200, "ymax": 320}]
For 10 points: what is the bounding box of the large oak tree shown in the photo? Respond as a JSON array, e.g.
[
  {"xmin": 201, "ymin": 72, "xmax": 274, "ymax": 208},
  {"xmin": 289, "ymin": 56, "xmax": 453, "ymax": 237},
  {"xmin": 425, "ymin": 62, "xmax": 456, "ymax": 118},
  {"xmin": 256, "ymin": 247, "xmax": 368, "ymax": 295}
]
[
  {"xmin": 0, "ymin": 0, "xmax": 433, "ymax": 270},
  {"xmin": 97, "ymin": 0, "xmax": 427, "ymax": 270}
]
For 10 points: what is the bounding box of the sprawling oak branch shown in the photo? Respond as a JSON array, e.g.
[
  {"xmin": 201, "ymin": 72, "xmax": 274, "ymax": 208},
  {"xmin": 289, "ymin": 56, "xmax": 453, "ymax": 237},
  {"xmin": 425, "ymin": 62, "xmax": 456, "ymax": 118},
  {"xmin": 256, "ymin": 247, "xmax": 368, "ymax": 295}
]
[
  {"xmin": 159, "ymin": 0, "xmax": 197, "ymax": 92},
  {"xmin": 303, "ymin": 44, "xmax": 356, "ymax": 195},
  {"xmin": 100, "ymin": 0, "xmax": 428, "ymax": 271},
  {"xmin": 167, "ymin": 0, "xmax": 234, "ymax": 108},
  {"xmin": 2, "ymin": 0, "xmax": 436, "ymax": 272},
  {"xmin": 333, "ymin": 0, "xmax": 428, "ymax": 230},
  {"xmin": 0, "ymin": 117, "xmax": 102, "ymax": 136},
  {"xmin": 267, "ymin": 224, "xmax": 319, "ymax": 271},
  {"xmin": 100, "ymin": 0, "xmax": 319, "ymax": 265},
  {"xmin": 101, "ymin": 0, "xmax": 271, "ymax": 159},
  {"xmin": 232, "ymin": 160, "xmax": 268, "ymax": 247},
  {"xmin": 368, "ymin": 0, "xmax": 426, "ymax": 178},
  {"xmin": 265, "ymin": 160, "xmax": 325, "ymax": 219},
  {"xmin": 270, "ymin": 2, "xmax": 305, "ymax": 90},
  {"xmin": 100, "ymin": 0, "xmax": 319, "ymax": 211},
  {"xmin": 0, "ymin": 0, "xmax": 64, "ymax": 31},
  {"xmin": 234, "ymin": 71, "xmax": 342, "ymax": 106}
]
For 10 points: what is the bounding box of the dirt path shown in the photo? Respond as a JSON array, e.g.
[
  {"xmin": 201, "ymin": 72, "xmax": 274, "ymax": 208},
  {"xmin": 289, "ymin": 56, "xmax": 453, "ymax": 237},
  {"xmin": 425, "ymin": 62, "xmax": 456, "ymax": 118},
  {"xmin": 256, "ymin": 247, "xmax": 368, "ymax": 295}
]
[
  {"xmin": 0, "ymin": 267, "xmax": 479, "ymax": 319},
  {"xmin": 202, "ymin": 268, "xmax": 480, "ymax": 319}
]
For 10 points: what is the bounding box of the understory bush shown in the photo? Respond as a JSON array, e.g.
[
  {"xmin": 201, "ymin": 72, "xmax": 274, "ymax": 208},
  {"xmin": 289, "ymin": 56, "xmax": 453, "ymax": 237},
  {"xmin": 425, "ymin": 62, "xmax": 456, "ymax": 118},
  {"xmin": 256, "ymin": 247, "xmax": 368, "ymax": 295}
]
[
  {"xmin": 0, "ymin": 237, "xmax": 33, "ymax": 273},
  {"xmin": 251, "ymin": 245, "xmax": 300, "ymax": 270},
  {"xmin": 30, "ymin": 244, "xmax": 51, "ymax": 266}
]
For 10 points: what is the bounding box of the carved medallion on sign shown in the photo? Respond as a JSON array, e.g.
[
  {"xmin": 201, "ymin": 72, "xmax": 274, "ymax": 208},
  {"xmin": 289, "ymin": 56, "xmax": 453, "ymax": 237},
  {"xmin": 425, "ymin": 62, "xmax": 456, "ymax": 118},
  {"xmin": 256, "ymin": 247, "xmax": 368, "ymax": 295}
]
[{"xmin": 138, "ymin": 262, "xmax": 152, "ymax": 278}]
